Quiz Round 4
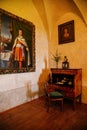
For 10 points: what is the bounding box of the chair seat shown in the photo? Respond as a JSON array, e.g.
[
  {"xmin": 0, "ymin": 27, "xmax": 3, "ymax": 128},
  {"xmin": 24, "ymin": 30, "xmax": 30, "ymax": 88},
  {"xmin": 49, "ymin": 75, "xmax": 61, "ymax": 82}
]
[
  {"xmin": 44, "ymin": 82, "xmax": 64, "ymax": 111},
  {"xmin": 49, "ymin": 91, "xmax": 64, "ymax": 98}
]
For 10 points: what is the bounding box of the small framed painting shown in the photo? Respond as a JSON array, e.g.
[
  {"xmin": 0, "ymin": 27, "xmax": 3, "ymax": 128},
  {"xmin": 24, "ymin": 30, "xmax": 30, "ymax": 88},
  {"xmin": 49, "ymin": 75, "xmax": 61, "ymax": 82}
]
[{"xmin": 58, "ymin": 20, "xmax": 75, "ymax": 44}]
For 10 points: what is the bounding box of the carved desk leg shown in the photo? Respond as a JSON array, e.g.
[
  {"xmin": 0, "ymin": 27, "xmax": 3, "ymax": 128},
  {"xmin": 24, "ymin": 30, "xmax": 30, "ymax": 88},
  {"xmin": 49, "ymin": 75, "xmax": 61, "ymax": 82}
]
[
  {"xmin": 73, "ymin": 95, "xmax": 82, "ymax": 110},
  {"xmin": 79, "ymin": 94, "xmax": 82, "ymax": 104}
]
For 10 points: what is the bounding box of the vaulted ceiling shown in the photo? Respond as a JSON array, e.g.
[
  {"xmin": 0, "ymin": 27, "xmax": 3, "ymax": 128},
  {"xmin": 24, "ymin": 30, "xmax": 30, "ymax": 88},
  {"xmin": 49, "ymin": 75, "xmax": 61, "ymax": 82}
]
[{"xmin": 32, "ymin": 0, "xmax": 87, "ymax": 39}]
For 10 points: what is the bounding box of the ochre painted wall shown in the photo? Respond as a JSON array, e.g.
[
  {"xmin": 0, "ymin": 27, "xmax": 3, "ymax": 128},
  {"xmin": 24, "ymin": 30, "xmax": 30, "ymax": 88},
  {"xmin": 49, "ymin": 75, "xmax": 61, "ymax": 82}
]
[
  {"xmin": 0, "ymin": 0, "xmax": 49, "ymax": 112},
  {"xmin": 0, "ymin": 0, "xmax": 87, "ymax": 112},
  {"xmin": 49, "ymin": 12, "xmax": 87, "ymax": 104}
]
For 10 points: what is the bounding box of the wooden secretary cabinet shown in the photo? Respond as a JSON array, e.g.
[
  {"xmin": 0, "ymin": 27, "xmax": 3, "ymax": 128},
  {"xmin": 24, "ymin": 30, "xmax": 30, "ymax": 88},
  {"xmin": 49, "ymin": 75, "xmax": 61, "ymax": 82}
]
[{"xmin": 48, "ymin": 68, "xmax": 82, "ymax": 110}]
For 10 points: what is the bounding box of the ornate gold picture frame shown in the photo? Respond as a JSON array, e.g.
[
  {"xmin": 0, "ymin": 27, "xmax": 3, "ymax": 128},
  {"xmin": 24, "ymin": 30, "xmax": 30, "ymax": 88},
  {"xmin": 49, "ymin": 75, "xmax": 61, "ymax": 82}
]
[{"xmin": 0, "ymin": 8, "xmax": 35, "ymax": 74}]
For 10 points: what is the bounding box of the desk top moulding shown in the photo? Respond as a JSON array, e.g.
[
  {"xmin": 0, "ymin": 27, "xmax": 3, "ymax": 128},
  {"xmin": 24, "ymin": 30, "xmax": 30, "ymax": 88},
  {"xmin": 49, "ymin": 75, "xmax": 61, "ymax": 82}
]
[{"xmin": 0, "ymin": 8, "xmax": 35, "ymax": 74}]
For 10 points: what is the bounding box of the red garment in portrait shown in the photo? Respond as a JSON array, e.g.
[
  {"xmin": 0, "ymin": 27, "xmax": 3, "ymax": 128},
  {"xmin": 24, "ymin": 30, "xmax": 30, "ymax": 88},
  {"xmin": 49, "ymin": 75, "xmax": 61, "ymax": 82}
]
[{"xmin": 14, "ymin": 47, "xmax": 23, "ymax": 61}]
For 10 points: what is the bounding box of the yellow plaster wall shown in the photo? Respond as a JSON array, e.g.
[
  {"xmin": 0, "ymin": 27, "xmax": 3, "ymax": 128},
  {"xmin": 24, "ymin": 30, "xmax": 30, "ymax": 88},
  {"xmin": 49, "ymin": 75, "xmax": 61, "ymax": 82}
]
[
  {"xmin": 49, "ymin": 12, "xmax": 87, "ymax": 104},
  {"xmin": 0, "ymin": 0, "xmax": 50, "ymax": 112},
  {"xmin": 0, "ymin": 1, "xmax": 49, "ymax": 95},
  {"xmin": 0, "ymin": 0, "xmax": 87, "ymax": 112}
]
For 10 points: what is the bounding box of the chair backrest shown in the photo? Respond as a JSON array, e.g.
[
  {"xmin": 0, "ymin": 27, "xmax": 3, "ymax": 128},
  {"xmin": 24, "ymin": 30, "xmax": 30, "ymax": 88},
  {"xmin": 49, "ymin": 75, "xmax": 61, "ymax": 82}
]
[
  {"xmin": 44, "ymin": 82, "xmax": 48, "ymax": 96},
  {"xmin": 44, "ymin": 82, "xmax": 55, "ymax": 96}
]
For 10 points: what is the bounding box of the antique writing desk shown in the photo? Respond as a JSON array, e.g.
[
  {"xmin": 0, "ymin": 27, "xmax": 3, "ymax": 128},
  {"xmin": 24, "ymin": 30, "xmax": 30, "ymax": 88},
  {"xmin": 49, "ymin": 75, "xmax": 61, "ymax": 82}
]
[{"xmin": 48, "ymin": 68, "xmax": 82, "ymax": 110}]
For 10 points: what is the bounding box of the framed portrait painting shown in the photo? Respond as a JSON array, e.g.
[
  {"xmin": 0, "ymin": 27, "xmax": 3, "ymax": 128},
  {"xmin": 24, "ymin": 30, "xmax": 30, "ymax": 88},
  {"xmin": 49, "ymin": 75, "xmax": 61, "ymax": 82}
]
[
  {"xmin": 58, "ymin": 20, "xmax": 75, "ymax": 44},
  {"xmin": 0, "ymin": 8, "xmax": 35, "ymax": 74}
]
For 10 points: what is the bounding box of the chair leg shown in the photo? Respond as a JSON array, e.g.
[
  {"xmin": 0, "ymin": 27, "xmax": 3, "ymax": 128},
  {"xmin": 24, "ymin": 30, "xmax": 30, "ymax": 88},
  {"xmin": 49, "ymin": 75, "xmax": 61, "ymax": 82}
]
[
  {"xmin": 61, "ymin": 99, "xmax": 63, "ymax": 111},
  {"xmin": 46, "ymin": 98, "xmax": 63, "ymax": 112},
  {"xmin": 47, "ymin": 99, "xmax": 50, "ymax": 112}
]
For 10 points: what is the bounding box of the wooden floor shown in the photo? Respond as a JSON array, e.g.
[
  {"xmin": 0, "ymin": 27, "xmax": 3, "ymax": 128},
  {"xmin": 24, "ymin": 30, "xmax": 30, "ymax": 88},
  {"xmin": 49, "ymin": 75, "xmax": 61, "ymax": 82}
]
[{"xmin": 0, "ymin": 96, "xmax": 87, "ymax": 130}]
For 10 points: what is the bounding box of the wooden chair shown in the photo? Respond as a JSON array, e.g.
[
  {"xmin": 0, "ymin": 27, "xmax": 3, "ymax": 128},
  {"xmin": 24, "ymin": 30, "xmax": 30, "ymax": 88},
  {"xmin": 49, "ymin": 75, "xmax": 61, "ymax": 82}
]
[{"xmin": 44, "ymin": 82, "xmax": 64, "ymax": 112}]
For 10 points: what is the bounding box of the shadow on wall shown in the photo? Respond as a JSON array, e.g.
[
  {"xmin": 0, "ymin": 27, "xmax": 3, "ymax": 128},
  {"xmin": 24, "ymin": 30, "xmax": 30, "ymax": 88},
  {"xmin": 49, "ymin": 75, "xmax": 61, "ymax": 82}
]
[
  {"xmin": 26, "ymin": 81, "xmax": 32, "ymax": 100},
  {"xmin": 26, "ymin": 57, "xmax": 50, "ymax": 100},
  {"xmin": 26, "ymin": 81, "xmax": 39, "ymax": 101},
  {"xmin": 38, "ymin": 57, "xmax": 50, "ymax": 97}
]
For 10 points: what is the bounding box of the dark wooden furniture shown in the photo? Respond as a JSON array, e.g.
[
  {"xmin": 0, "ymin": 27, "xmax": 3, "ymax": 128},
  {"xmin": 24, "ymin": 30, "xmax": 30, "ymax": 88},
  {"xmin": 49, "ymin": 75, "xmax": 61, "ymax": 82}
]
[
  {"xmin": 48, "ymin": 68, "xmax": 82, "ymax": 110},
  {"xmin": 44, "ymin": 82, "xmax": 64, "ymax": 112}
]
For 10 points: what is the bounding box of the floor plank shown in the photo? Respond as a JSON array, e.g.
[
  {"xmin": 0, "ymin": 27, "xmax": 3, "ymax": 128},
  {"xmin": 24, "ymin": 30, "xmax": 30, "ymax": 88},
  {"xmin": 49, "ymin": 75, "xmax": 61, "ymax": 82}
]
[{"xmin": 0, "ymin": 96, "xmax": 87, "ymax": 130}]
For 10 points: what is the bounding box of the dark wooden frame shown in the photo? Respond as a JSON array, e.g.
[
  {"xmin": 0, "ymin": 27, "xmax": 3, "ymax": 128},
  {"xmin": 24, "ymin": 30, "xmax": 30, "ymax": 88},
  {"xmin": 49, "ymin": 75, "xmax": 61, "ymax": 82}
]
[
  {"xmin": 58, "ymin": 20, "xmax": 75, "ymax": 44},
  {"xmin": 0, "ymin": 8, "xmax": 35, "ymax": 74}
]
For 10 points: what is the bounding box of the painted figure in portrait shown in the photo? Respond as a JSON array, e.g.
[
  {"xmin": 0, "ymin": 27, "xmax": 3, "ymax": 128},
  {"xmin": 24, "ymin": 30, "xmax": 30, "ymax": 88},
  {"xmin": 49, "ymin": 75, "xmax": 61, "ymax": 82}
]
[
  {"xmin": 0, "ymin": 8, "xmax": 35, "ymax": 74},
  {"xmin": 63, "ymin": 28, "xmax": 69, "ymax": 39},
  {"xmin": 12, "ymin": 29, "xmax": 30, "ymax": 69}
]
